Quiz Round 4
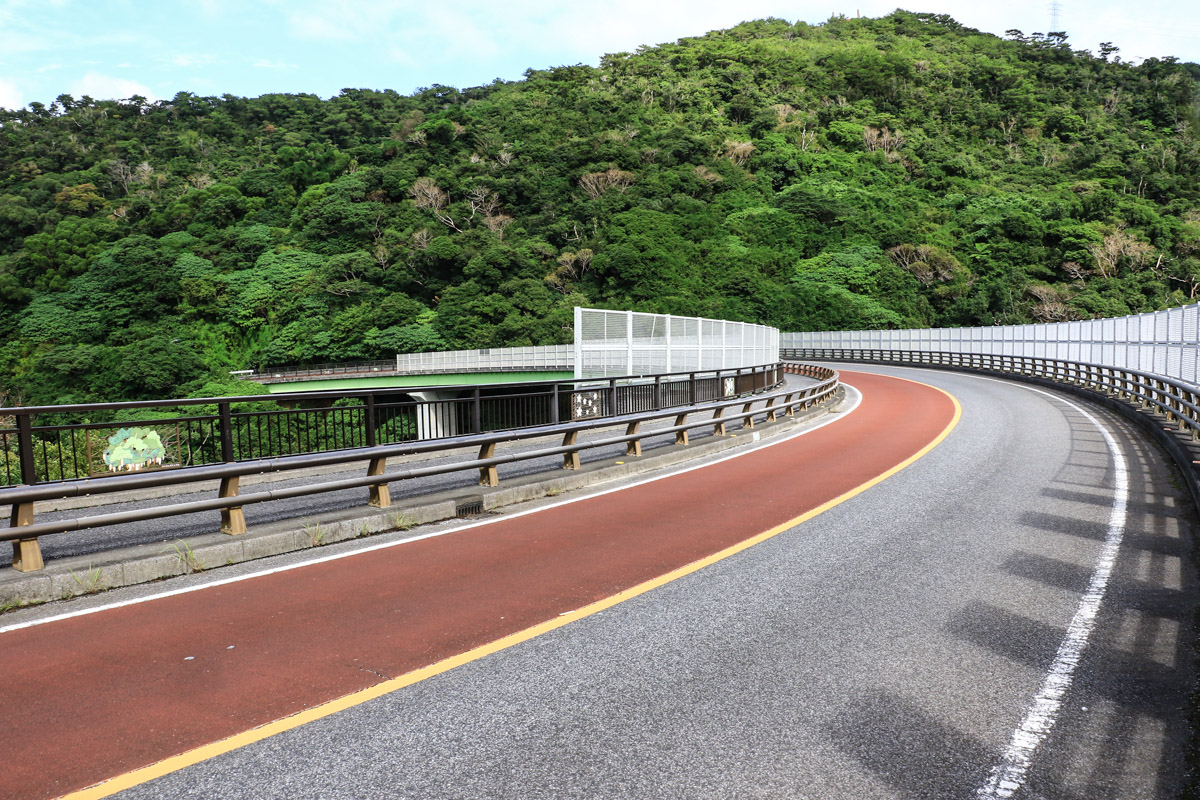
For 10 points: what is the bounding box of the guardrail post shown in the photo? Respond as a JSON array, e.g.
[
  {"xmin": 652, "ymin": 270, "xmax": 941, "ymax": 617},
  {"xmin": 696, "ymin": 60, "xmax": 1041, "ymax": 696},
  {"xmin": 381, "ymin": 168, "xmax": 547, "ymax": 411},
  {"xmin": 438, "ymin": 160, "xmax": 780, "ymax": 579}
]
[
  {"xmin": 562, "ymin": 431, "xmax": 581, "ymax": 470},
  {"xmin": 10, "ymin": 535, "xmax": 42, "ymax": 572},
  {"xmin": 625, "ymin": 422, "xmax": 642, "ymax": 457},
  {"xmin": 766, "ymin": 398, "xmax": 777, "ymax": 422},
  {"xmin": 219, "ymin": 476, "xmax": 247, "ymax": 535},
  {"xmin": 609, "ymin": 379, "xmax": 619, "ymax": 417},
  {"xmin": 655, "ymin": 376, "xmax": 663, "ymax": 410},
  {"xmin": 675, "ymin": 413, "xmax": 689, "ymax": 445},
  {"xmin": 689, "ymin": 373, "xmax": 696, "ymax": 406},
  {"xmin": 478, "ymin": 442, "xmax": 499, "ymax": 487},
  {"xmin": 742, "ymin": 401, "xmax": 755, "ymax": 428},
  {"xmin": 9, "ymin": 504, "xmax": 41, "ymax": 572},
  {"xmin": 551, "ymin": 385, "xmax": 560, "ymax": 424},
  {"xmin": 713, "ymin": 407, "xmax": 726, "ymax": 436},
  {"xmin": 367, "ymin": 456, "xmax": 391, "ymax": 508},
  {"xmin": 11, "ymin": 412, "xmax": 43, "ymax": 571}
]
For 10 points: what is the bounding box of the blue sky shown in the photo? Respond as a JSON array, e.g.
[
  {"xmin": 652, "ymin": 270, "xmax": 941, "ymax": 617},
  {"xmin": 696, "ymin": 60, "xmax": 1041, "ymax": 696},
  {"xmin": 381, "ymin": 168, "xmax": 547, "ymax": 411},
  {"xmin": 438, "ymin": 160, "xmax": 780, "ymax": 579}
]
[{"xmin": 0, "ymin": 0, "xmax": 1197, "ymax": 111}]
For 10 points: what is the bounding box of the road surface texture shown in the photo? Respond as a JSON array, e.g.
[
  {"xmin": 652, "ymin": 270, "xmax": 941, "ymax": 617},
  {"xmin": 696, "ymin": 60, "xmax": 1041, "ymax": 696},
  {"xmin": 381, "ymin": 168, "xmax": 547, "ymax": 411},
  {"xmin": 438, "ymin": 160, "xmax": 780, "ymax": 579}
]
[{"xmin": 0, "ymin": 365, "xmax": 1194, "ymax": 800}]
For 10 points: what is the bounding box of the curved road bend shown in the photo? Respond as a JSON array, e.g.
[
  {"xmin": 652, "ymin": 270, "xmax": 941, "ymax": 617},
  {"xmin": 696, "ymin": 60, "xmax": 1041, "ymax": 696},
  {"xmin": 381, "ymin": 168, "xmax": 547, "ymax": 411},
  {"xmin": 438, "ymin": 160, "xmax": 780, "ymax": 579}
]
[{"xmin": 0, "ymin": 366, "xmax": 1194, "ymax": 799}]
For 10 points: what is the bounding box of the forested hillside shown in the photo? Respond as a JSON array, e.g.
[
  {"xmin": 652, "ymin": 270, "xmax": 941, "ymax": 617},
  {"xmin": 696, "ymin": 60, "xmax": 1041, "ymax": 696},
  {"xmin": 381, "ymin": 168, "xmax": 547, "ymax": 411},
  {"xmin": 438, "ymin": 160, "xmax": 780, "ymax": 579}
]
[{"xmin": 1, "ymin": 11, "xmax": 1198, "ymax": 404}]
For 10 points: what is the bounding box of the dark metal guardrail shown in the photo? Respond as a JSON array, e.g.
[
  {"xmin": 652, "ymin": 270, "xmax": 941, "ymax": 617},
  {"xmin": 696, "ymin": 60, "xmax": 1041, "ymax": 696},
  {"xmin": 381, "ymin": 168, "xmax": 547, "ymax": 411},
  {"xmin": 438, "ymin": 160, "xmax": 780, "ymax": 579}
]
[
  {"xmin": 0, "ymin": 365, "xmax": 782, "ymax": 490},
  {"xmin": 1, "ymin": 363, "xmax": 836, "ymax": 572},
  {"xmin": 785, "ymin": 347, "xmax": 1200, "ymax": 440},
  {"xmin": 243, "ymin": 359, "xmax": 401, "ymax": 382}
]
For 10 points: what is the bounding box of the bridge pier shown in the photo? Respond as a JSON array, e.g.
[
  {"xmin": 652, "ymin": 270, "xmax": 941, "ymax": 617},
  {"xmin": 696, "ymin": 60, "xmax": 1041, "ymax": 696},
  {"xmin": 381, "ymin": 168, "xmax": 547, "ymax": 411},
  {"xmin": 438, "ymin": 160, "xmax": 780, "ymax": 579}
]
[{"xmin": 406, "ymin": 391, "xmax": 461, "ymax": 440}]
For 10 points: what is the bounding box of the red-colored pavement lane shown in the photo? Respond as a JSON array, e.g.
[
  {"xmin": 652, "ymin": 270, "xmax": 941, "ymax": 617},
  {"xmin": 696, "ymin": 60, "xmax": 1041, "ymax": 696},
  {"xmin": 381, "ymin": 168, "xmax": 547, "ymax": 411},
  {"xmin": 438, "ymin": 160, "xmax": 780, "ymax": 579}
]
[{"xmin": 0, "ymin": 372, "xmax": 955, "ymax": 800}]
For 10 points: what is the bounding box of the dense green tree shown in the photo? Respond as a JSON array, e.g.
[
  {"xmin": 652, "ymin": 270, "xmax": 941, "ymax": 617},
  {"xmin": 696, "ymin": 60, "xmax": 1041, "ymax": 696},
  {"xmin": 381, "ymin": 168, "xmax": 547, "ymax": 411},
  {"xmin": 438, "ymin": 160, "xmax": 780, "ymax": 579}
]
[{"xmin": 0, "ymin": 10, "xmax": 1198, "ymax": 404}]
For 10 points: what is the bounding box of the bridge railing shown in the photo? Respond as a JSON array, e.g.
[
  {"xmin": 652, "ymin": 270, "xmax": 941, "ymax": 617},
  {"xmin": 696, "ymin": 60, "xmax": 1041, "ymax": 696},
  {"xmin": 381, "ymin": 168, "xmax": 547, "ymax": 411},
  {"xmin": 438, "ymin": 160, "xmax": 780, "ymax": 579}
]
[
  {"xmin": 396, "ymin": 345, "xmax": 574, "ymax": 375},
  {"xmin": 1, "ymin": 362, "xmax": 829, "ymax": 572},
  {"xmin": 576, "ymin": 308, "xmax": 779, "ymax": 378},
  {"xmin": 240, "ymin": 359, "xmax": 400, "ymax": 382},
  {"xmin": 783, "ymin": 302, "xmax": 1200, "ymax": 387},
  {"xmin": 0, "ymin": 364, "xmax": 783, "ymax": 489},
  {"xmin": 785, "ymin": 347, "xmax": 1200, "ymax": 440}
]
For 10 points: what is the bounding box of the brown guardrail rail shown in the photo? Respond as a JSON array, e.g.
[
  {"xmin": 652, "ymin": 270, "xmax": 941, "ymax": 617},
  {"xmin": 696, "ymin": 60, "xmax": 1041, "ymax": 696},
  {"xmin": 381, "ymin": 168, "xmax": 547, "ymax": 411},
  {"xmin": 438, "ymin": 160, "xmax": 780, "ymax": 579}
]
[
  {"xmin": 784, "ymin": 346, "xmax": 1200, "ymax": 511},
  {"xmin": 781, "ymin": 350, "xmax": 1200, "ymax": 437},
  {"xmin": 1, "ymin": 363, "xmax": 839, "ymax": 571}
]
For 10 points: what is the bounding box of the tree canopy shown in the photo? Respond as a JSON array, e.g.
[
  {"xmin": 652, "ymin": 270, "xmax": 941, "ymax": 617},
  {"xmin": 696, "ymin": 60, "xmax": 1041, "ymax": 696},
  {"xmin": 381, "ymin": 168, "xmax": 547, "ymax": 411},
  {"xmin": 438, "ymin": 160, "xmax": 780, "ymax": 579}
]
[{"xmin": 1, "ymin": 12, "xmax": 1198, "ymax": 404}]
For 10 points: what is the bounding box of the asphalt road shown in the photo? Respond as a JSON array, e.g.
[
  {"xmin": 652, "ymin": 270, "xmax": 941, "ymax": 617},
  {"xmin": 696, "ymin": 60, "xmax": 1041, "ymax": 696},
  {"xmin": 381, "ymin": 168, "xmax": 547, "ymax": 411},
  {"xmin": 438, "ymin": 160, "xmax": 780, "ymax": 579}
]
[{"xmin": 4, "ymin": 365, "xmax": 1196, "ymax": 799}]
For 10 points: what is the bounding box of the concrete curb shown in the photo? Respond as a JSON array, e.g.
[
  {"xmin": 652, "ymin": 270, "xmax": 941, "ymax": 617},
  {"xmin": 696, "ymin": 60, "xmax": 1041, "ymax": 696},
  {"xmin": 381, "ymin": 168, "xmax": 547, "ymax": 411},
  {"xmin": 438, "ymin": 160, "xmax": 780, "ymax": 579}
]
[{"xmin": 0, "ymin": 390, "xmax": 846, "ymax": 608}]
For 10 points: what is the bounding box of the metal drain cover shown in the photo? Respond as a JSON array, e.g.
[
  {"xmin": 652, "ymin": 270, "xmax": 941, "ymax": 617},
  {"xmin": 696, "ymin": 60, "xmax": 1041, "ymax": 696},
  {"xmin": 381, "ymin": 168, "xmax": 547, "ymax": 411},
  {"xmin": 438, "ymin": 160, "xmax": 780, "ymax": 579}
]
[{"xmin": 454, "ymin": 497, "xmax": 484, "ymax": 517}]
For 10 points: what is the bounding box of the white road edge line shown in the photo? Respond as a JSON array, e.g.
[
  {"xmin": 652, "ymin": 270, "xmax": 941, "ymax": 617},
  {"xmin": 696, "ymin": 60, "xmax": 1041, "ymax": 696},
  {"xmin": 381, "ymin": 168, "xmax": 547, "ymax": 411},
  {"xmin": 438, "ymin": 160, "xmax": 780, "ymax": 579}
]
[
  {"xmin": 796, "ymin": 363, "xmax": 1135, "ymax": 795},
  {"xmin": 0, "ymin": 384, "xmax": 864, "ymax": 635},
  {"xmin": 962, "ymin": 378, "xmax": 1130, "ymax": 799}
]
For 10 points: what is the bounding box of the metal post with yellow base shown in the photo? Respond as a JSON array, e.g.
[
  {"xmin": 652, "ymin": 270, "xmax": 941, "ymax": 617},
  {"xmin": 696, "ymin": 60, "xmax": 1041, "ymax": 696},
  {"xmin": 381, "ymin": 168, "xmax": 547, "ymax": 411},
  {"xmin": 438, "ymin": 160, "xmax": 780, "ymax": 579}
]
[
  {"xmin": 9, "ymin": 502, "xmax": 42, "ymax": 572},
  {"xmin": 625, "ymin": 422, "xmax": 642, "ymax": 457},
  {"xmin": 367, "ymin": 456, "xmax": 391, "ymax": 508},
  {"xmin": 219, "ymin": 476, "xmax": 247, "ymax": 535},
  {"xmin": 478, "ymin": 443, "xmax": 499, "ymax": 487}
]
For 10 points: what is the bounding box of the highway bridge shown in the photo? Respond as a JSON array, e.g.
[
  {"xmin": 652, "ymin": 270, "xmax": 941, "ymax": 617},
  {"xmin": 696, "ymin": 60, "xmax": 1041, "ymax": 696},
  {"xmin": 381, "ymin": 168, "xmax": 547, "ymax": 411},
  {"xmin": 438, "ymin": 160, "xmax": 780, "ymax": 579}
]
[{"xmin": 0, "ymin": 358, "xmax": 1194, "ymax": 799}]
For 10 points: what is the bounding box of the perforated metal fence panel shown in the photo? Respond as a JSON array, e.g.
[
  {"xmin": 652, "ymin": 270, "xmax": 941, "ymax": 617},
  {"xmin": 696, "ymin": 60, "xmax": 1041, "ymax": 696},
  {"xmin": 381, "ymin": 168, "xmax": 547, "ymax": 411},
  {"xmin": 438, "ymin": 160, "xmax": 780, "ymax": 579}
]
[
  {"xmin": 394, "ymin": 345, "xmax": 573, "ymax": 374},
  {"xmin": 575, "ymin": 308, "xmax": 780, "ymax": 379},
  {"xmin": 781, "ymin": 302, "xmax": 1200, "ymax": 387}
]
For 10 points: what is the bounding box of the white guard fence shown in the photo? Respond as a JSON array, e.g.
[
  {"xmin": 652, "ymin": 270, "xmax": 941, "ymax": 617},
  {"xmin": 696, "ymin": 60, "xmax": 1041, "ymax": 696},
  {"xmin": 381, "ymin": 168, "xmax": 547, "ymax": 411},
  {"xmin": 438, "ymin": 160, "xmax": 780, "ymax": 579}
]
[
  {"xmin": 395, "ymin": 345, "xmax": 574, "ymax": 375},
  {"xmin": 782, "ymin": 303, "xmax": 1200, "ymax": 386},
  {"xmin": 574, "ymin": 308, "xmax": 780, "ymax": 379}
]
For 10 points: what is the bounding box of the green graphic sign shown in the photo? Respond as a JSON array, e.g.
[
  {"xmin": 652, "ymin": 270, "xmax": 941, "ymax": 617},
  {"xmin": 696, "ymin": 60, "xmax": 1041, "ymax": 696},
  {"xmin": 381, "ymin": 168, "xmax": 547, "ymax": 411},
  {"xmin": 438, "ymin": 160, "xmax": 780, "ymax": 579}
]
[{"xmin": 103, "ymin": 427, "xmax": 167, "ymax": 473}]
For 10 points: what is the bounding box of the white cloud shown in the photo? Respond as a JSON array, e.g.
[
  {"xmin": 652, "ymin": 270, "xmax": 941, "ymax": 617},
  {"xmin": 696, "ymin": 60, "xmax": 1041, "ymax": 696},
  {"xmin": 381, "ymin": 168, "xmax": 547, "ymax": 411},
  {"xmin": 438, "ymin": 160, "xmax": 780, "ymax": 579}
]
[
  {"xmin": 169, "ymin": 54, "xmax": 217, "ymax": 68},
  {"xmin": 289, "ymin": 11, "xmax": 353, "ymax": 40},
  {"xmin": 284, "ymin": 0, "xmax": 404, "ymax": 41},
  {"xmin": 0, "ymin": 76, "xmax": 23, "ymax": 109},
  {"xmin": 196, "ymin": 0, "xmax": 227, "ymax": 17},
  {"xmin": 69, "ymin": 72, "xmax": 155, "ymax": 102}
]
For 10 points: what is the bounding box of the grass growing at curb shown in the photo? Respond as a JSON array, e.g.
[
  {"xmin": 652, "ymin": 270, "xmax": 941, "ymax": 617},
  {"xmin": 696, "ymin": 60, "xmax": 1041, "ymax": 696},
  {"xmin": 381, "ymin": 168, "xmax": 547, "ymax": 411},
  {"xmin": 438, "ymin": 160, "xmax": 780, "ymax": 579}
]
[
  {"xmin": 165, "ymin": 540, "xmax": 204, "ymax": 573},
  {"xmin": 69, "ymin": 564, "xmax": 105, "ymax": 595},
  {"xmin": 0, "ymin": 597, "xmax": 25, "ymax": 614},
  {"xmin": 304, "ymin": 522, "xmax": 326, "ymax": 547},
  {"xmin": 389, "ymin": 512, "xmax": 417, "ymax": 531}
]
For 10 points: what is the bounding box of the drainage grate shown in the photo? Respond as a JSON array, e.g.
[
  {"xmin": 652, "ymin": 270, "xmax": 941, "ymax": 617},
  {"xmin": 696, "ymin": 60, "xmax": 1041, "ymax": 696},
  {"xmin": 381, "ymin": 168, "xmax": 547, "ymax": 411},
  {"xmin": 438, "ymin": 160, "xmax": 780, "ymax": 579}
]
[{"xmin": 455, "ymin": 498, "xmax": 484, "ymax": 517}]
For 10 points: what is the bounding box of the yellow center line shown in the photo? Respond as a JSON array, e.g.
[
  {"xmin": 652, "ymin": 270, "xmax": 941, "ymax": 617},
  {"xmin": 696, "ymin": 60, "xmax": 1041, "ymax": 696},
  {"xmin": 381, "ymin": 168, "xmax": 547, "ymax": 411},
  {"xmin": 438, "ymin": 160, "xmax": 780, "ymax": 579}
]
[{"xmin": 61, "ymin": 381, "xmax": 962, "ymax": 800}]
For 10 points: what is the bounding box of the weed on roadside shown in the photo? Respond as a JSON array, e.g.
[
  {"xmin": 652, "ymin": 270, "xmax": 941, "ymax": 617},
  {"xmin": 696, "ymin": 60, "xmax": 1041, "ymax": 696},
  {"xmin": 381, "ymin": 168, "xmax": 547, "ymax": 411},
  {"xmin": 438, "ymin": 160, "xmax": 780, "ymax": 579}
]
[
  {"xmin": 69, "ymin": 564, "xmax": 105, "ymax": 594},
  {"xmin": 304, "ymin": 522, "xmax": 326, "ymax": 547},
  {"xmin": 389, "ymin": 512, "xmax": 416, "ymax": 531},
  {"xmin": 165, "ymin": 540, "xmax": 204, "ymax": 573}
]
